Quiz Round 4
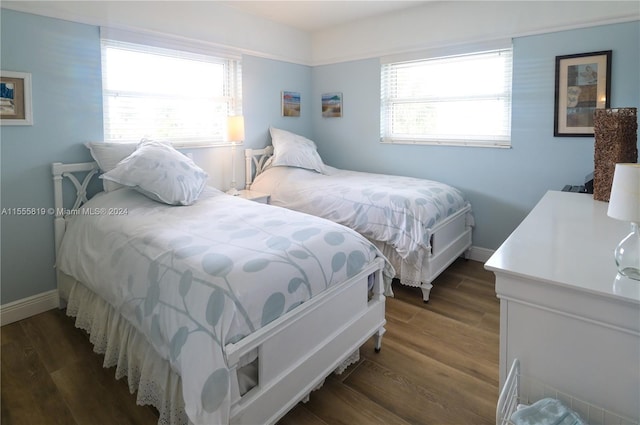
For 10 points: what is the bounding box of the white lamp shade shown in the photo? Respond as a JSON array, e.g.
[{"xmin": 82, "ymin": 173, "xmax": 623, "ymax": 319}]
[
  {"xmin": 607, "ymin": 163, "xmax": 640, "ymax": 222},
  {"xmin": 227, "ymin": 116, "xmax": 245, "ymax": 142}
]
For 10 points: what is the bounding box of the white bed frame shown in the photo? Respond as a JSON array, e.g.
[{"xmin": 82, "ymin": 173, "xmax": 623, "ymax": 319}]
[
  {"xmin": 245, "ymin": 147, "xmax": 472, "ymax": 302},
  {"xmin": 52, "ymin": 161, "xmax": 387, "ymax": 425}
]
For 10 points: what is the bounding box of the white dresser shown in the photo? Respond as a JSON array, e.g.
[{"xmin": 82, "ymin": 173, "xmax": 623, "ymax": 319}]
[{"xmin": 485, "ymin": 191, "xmax": 640, "ymax": 422}]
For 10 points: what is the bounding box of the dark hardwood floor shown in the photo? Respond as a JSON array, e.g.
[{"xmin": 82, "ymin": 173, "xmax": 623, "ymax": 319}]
[{"xmin": 1, "ymin": 259, "xmax": 499, "ymax": 425}]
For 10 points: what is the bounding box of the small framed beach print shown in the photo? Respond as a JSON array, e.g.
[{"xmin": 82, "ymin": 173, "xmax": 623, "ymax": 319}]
[
  {"xmin": 0, "ymin": 70, "xmax": 33, "ymax": 126},
  {"xmin": 554, "ymin": 50, "xmax": 611, "ymax": 137},
  {"xmin": 322, "ymin": 92, "xmax": 342, "ymax": 118},
  {"xmin": 282, "ymin": 91, "xmax": 301, "ymax": 117}
]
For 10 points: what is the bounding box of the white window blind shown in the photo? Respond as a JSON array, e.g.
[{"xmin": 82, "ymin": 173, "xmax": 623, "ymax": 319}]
[
  {"xmin": 381, "ymin": 47, "xmax": 513, "ymax": 147},
  {"xmin": 101, "ymin": 30, "xmax": 242, "ymax": 146}
]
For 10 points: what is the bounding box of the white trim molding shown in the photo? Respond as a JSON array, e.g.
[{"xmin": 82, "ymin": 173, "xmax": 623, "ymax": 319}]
[
  {"xmin": 1, "ymin": 1, "xmax": 312, "ymax": 65},
  {"xmin": 310, "ymin": 3, "xmax": 640, "ymax": 66},
  {"xmin": 3, "ymin": 1, "xmax": 637, "ymax": 67},
  {"xmin": 1, "ymin": 290, "xmax": 59, "ymax": 326},
  {"xmin": 467, "ymin": 245, "xmax": 495, "ymax": 264}
]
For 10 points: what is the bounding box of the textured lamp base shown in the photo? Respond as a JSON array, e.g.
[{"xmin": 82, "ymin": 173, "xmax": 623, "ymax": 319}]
[{"xmin": 593, "ymin": 108, "xmax": 637, "ymax": 202}]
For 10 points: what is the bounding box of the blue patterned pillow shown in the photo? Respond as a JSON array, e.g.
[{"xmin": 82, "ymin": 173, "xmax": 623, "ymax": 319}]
[{"xmin": 101, "ymin": 140, "xmax": 209, "ymax": 205}]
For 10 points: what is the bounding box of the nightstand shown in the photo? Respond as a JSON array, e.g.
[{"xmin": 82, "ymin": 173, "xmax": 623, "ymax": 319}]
[{"xmin": 236, "ymin": 189, "xmax": 270, "ymax": 204}]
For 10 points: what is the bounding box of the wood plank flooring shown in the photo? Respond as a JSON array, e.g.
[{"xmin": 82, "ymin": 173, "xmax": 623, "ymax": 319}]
[{"xmin": 1, "ymin": 259, "xmax": 499, "ymax": 425}]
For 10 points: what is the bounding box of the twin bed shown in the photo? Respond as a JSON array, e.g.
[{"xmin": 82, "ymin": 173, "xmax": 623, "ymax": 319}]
[
  {"xmin": 52, "ymin": 140, "xmax": 392, "ymax": 425},
  {"xmin": 246, "ymin": 128, "xmax": 474, "ymax": 302}
]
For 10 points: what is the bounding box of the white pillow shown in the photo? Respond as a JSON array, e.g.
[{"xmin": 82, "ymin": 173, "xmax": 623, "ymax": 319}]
[
  {"xmin": 101, "ymin": 141, "xmax": 209, "ymax": 206},
  {"xmin": 85, "ymin": 141, "xmax": 138, "ymax": 192},
  {"xmin": 269, "ymin": 127, "xmax": 325, "ymax": 173}
]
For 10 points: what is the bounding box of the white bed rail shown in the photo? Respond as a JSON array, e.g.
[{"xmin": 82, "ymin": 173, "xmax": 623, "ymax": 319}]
[{"xmin": 228, "ymin": 256, "xmax": 386, "ymax": 424}]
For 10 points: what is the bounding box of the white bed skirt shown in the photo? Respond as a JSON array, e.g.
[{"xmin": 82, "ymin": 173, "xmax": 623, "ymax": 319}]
[
  {"xmin": 370, "ymin": 240, "xmax": 425, "ymax": 287},
  {"xmin": 58, "ymin": 272, "xmax": 361, "ymax": 425},
  {"xmin": 63, "ymin": 276, "xmax": 190, "ymax": 425}
]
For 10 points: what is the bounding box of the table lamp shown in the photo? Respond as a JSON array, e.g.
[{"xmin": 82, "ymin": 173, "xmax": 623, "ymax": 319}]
[
  {"xmin": 226, "ymin": 115, "xmax": 244, "ymax": 196},
  {"xmin": 607, "ymin": 163, "xmax": 640, "ymax": 280}
]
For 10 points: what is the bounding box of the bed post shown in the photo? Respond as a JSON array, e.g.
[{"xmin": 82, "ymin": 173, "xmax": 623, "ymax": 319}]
[
  {"xmin": 372, "ymin": 257, "xmax": 387, "ymax": 352},
  {"xmin": 244, "ymin": 149, "xmax": 253, "ymax": 190},
  {"xmin": 52, "ymin": 163, "xmax": 66, "ymax": 260}
]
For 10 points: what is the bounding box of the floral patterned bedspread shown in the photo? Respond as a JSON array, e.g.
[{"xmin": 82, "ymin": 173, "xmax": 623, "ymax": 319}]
[
  {"xmin": 57, "ymin": 187, "xmax": 391, "ymax": 424},
  {"xmin": 251, "ymin": 166, "xmax": 472, "ymax": 259}
]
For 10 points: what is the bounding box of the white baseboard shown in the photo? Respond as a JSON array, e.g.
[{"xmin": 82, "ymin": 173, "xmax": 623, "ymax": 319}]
[
  {"xmin": 467, "ymin": 245, "xmax": 495, "ymax": 264},
  {"xmin": 1, "ymin": 290, "xmax": 60, "ymax": 326}
]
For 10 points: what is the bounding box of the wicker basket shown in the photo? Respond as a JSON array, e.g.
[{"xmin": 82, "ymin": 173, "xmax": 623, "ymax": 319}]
[{"xmin": 593, "ymin": 108, "xmax": 638, "ymax": 201}]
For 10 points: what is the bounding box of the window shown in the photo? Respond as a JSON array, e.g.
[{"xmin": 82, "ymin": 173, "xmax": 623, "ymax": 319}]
[
  {"xmin": 381, "ymin": 47, "xmax": 512, "ymax": 148},
  {"xmin": 101, "ymin": 29, "xmax": 242, "ymax": 146}
]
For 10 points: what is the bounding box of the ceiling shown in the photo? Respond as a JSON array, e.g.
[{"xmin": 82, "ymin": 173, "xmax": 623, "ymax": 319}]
[
  {"xmin": 219, "ymin": 1, "xmax": 432, "ymax": 32},
  {"xmin": 0, "ymin": 1, "xmax": 432, "ymax": 34}
]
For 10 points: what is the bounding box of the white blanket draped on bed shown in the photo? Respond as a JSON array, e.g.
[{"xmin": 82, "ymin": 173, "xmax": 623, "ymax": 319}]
[
  {"xmin": 251, "ymin": 165, "xmax": 472, "ymax": 259},
  {"xmin": 56, "ymin": 187, "xmax": 392, "ymax": 425}
]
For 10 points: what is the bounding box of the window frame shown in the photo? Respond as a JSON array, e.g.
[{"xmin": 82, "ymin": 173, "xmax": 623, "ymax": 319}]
[
  {"xmin": 380, "ymin": 44, "xmax": 513, "ymax": 148},
  {"xmin": 100, "ymin": 28, "xmax": 242, "ymax": 148}
]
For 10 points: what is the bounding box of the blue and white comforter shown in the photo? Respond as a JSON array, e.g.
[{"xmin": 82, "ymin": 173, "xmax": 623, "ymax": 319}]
[
  {"xmin": 251, "ymin": 166, "xmax": 472, "ymax": 259},
  {"xmin": 57, "ymin": 187, "xmax": 391, "ymax": 425}
]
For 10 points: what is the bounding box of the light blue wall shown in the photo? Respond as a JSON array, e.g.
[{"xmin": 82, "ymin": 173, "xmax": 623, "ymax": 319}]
[
  {"xmin": 242, "ymin": 55, "xmax": 312, "ymax": 148},
  {"xmin": 1, "ymin": 10, "xmax": 103, "ymax": 304},
  {"xmin": 311, "ymin": 21, "xmax": 640, "ymax": 251},
  {"xmin": 0, "ymin": 10, "xmax": 311, "ymax": 304}
]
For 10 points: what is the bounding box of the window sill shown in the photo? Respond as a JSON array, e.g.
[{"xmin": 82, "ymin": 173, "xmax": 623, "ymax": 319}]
[
  {"xmin": 380, "ymin": 138, "xmax": 511, "ymax": 149},
  {"xmin": 171, "ymin": 141, "xmax": 243, "ymax": 149}
]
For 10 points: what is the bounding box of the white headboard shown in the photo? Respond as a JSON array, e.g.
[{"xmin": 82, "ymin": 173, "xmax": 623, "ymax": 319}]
[
  {"xmin": 51, "ymin": 161, "xmax": 100, "ymax": 258},
  {"xmin": 244, "ymin": 146, "xmax": 273, "ymax": 189}
]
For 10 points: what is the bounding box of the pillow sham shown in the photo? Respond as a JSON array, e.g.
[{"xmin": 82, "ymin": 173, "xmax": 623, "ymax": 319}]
[
  {"xmin": 85, "ymin": 141, "xmax": 138, "ymax": 192},
  {"xmin": 269, "ymin": 127, "xmax": 326, "ymax": 174},
  {"xmin": 101, "ymin": 140, "xmax": 209, "ymax": 206}
]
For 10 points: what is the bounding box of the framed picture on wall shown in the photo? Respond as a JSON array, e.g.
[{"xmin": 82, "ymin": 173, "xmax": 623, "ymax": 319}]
[
  {"xmin": 321, "ymin": 92, "xmax": 342, "ymax": 118},
  {"xmin": 0, "ymin": 70, "xmax": 33, "ymax": 126},
  {"xmin": 282, "ymin": 91, "xmax": 301, "ymax": 117},
  {"xmin": 554, "ymin": 50, "xmax": 611, "ymax": 137}
]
